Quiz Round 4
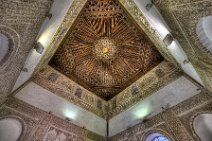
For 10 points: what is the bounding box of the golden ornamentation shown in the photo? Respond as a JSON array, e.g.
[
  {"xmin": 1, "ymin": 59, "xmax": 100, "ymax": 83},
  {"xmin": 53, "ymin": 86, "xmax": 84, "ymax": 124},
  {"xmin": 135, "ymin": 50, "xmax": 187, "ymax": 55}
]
[
  {"xmin": 49, "ymin": 0, "xmax": 164, "ymax": 100},
  {"xmin": 93, "ymin": 38, "xmax": 117, "ymax": 63}
]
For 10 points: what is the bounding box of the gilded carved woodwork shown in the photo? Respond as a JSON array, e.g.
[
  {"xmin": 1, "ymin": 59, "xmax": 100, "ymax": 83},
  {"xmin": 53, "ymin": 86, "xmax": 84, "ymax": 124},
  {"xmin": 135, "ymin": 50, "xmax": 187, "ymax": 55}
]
[
  {"xmin": 50, "ymin": 0, "xmax": 164, "ymax": 100},
  {"xmin": 34, "ymin": 0, "xmax": 179, "ymax": 77}
]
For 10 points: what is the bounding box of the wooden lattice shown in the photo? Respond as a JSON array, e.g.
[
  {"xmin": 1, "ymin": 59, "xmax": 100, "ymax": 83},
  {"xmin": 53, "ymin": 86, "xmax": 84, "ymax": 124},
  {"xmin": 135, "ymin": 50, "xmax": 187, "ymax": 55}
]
[{"xmin": 50, "ymin": 0, "xmax": 163, "ymax": 100}]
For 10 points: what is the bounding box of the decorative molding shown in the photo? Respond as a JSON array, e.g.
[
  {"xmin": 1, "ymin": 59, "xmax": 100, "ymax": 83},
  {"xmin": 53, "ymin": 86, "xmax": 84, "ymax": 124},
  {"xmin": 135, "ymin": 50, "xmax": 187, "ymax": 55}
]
[
  {"xmin": 189, "ymin": 111, "xmax": 212, "ymax": 141},
  {"xmin": 33, "ymin": 65, "xmax": 108, "ymax": 118},
  {"xmin": 33, "ymin": 61, "xmax": 181, "ymax": 119},
  {"xmin": 0, "ymin": 25, "xmax": 20, "ymax": 70},
  {"xmin": 108, "ymin": 61, "xmax": 181, "ymax": 118},
  {"xmin": 0, "ymin": 116, "xmax": 26, "ymax": 141}
]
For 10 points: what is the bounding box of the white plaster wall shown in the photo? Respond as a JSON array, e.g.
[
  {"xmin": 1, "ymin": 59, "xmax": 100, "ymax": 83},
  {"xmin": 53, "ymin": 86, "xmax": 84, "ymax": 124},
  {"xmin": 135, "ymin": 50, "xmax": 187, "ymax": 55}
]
[
  {"xmin": 15, "ymin": 82, "xmax": 107, "ymax": 136},
  {"xmin": 13, "ymin": 0, "xmax": 74, "ymax": 91},
  {"xmin": 194, "ymin": 114, "xmax": 212, "ymax": 141},
  {"xmin": 133, "ymin": 0, "xmax": 170, "ymax": 38},
  {"xmin": 0, "ymin": 118, "xmax": 22, "ymax": 141},
  {"xmin": 109, "ymin": 76, "xmax": 200, "ymax": 137},
  {"xmin": 168, "ymin": 40, "xmax": 203, "ymax": 85}
]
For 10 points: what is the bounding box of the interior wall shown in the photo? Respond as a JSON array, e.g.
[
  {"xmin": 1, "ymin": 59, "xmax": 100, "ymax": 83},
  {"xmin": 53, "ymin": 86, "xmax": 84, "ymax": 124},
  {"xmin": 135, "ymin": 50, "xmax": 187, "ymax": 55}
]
[
  {"xmin": 0, "ymin": 98, "xmax": 104, "ymax": 141},
  {"xmin": 15, "ymin": 82, "xmax": 107, "ymax": 136},
  {"xmin": 0, "ymin": 0, "xmax": 52, "ymax": 104},
  {"xmin": 109, "ymin": 91, "xmax": 212, "ymax": 141},
  {"xmin": 109, "ymin": 76, "xmax": 200, "ymax": 136}
]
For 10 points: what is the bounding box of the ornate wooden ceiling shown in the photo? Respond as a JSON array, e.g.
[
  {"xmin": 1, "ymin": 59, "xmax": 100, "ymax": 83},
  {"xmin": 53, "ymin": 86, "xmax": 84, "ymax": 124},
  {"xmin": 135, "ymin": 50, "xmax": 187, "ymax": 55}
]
[{"xmin": 49, "ymin": 0, "xmax": 164, "ymax": 100}]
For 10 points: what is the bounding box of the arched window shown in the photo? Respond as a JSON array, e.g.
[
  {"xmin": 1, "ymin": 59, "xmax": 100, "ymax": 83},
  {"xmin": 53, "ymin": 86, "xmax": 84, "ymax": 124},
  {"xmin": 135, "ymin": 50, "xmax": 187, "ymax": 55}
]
[
  {"xmin": 0, "ymin": 117, "xmax": 23, "ymax": 141},
  {"xmin": 196, "ymin": 16, "xmax": 212, "ymax": 52},
  {"xmin": 0, "ymin": 33, "xmax": 10, "ymax": 63},
  {"xmin": 145, "ymin": 132, "xmax": 170, "ymax": 141},
  {"xmin": 152, "ymin": 136, "xmax": 169, "ymax": 141},
  {"xmin": 193, "ymin": 114, "xmax": 212, "ymax": 141}
]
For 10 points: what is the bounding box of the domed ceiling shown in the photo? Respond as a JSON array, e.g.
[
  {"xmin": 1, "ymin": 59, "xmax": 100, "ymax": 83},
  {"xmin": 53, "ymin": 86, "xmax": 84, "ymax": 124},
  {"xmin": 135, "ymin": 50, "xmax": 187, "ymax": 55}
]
[{"xmin": 49, "ymin": 0, "xmax": 164, "ymax": 100}]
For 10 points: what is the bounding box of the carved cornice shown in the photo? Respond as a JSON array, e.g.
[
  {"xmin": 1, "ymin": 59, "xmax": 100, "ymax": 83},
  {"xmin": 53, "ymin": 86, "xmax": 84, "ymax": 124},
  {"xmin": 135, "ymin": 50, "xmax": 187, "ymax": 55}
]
[
  {"xmin": 33, "ymin": 65, "xmax": 108, "ymax": 118},
  {"xmin": 108, "ymin": 61, "xmax": 182, "ymax": 118},
  {"xmin": 33, "ymin": 61, "xmax": 181, "ymax": 119}
]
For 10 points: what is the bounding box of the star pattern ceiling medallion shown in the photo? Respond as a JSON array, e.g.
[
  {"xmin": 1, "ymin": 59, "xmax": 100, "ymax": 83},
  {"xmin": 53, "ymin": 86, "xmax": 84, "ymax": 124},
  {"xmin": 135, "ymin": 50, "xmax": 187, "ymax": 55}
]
[
  {"xmin": 93, "ymin": 37, "xmax": 117, "ymax": 63},
  {"xmin": 49, "ymin": 0, "xmax": 164, "ymax": 100}
]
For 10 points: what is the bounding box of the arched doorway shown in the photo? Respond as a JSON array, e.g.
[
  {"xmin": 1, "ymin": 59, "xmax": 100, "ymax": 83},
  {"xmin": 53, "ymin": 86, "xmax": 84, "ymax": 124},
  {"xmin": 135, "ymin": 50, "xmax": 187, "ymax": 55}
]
[
  {"xmin": 0, "ymin": 118, "xmax": 23, "ymax": 141},
  {"xmin": 193, "ymin": 114, "xmax": 212, "ymax": 141}
]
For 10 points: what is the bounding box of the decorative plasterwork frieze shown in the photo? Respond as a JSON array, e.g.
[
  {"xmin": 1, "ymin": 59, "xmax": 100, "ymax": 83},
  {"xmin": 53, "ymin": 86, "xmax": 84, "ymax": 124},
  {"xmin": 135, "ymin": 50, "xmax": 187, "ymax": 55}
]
[
  {"xmin": 33, "ymin": 61, "xmax": 181, "ymax": 119},
  {"xmin": 33, "ymin": 65, "xmax": 108, "ymax": 118},
  {"xmin": 108, "ymin": 61, "xmax": 181, "ymax": 118}
]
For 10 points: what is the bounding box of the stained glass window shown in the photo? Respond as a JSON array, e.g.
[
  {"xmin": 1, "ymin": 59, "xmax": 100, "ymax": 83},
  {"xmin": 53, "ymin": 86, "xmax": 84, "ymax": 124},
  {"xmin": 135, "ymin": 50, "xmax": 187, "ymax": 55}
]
[{"xmin": 152, "ymin": 136, "xmax": 169, "ymax": 141}]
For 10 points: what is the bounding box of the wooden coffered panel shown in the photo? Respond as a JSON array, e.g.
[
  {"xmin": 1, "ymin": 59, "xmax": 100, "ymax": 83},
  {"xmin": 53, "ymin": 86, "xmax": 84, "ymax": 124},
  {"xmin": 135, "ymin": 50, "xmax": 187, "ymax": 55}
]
[{"xmin": 49, "ymin": 0, "xmax": 164, "ymax": 100}]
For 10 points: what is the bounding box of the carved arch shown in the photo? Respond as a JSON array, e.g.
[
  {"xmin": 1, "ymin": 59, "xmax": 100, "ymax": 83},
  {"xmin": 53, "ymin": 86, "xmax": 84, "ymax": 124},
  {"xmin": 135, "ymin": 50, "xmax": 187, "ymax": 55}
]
[
  {"xmin": 0, "ymin": 25, "xmax": 20, "ymax": 72},
  {"xmin": 190, "ymin": 111, "xmax": 212, "ymax": 141},
  {"xmin": 0, "ymin": 115, "xmax": 26, "ymax": 141}
]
